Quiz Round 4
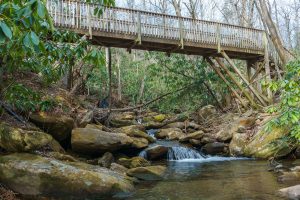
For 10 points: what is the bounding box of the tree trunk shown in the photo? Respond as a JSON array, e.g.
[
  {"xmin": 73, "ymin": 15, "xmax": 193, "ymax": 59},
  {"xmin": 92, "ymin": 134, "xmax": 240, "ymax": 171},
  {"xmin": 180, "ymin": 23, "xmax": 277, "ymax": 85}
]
[
  {"xmin": 256, "ymin": 0, "xmax": 290, "ymax": 65},
  {"xmin": 138, "ymin": 75, "xmax": 146, "ymax": 104},
  {"xmin": 116, "ymin": 54, "xmax": 122, "ymax": 101},
  {"xmin": 106, "ymin": 47, "xmax": 112, "ymax": 111}
]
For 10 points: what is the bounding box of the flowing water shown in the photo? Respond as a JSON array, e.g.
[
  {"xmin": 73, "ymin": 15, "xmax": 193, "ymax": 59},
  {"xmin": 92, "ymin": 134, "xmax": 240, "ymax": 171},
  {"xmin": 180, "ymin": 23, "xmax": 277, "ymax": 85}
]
[{"xmin": 111, "ymin": 129, "xmax": 296, "ymax": 200}]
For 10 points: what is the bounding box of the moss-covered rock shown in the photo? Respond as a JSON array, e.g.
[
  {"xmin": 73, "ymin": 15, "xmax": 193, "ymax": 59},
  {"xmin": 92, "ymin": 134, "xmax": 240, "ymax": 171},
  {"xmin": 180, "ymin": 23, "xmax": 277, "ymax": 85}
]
[
  {"xmin": 0, "ymin": 153, "xmax": 134, "ymax": 198},
  {"xmin": 118, "ymin": 157, "xmax": 150, "ymax": 169},
  {"xmin": 110, "ymin": 112, "xmax": 136, "ymax": 128},
  {"xmin": 179, "ymin": 130, "xmax": 204, "ymax": 142},
  {"xmin": 127, "ymin": 165, "xmax": 166, "ymax": 181},
  {"xmin": 155, "ymin": 128, "xmax": 184, "ymax": 140},
  {"xmin": 71, "ymin": 128, "xmax": 133, "ymax": 155},
  {"xmin": 0, "ymin": 123, "xmax": 63, "ymax": 152},
  {"xmin": 244, "ymin": 125, "xmax": 296, "ymax": 159},
  {"xmin": 85, "ymin": 124, "xmax": 103, "ymax": 130},
  {"xmin": 229, "ymin": 133, "xmax": 249, "ymax": 156},
  {"xmin": 117, "ymin": 125, "xmax": 155, "ymax": 143},
  {"xmin": 131, "ymin": 137, "xmax": 149, "ymax": 149},
  {"xmin": 29, "ymin": 113, "xmax": 74, "ymax": 142},
  {"xmin": 153, "ymin": 114, "xmax": 167, "ymax": 122}
]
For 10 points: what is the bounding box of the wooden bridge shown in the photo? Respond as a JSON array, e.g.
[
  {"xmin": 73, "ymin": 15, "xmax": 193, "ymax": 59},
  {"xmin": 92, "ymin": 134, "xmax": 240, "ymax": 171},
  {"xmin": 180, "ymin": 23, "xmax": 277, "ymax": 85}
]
[
  {"xmin": 46, "ymin": 0, "xmax": 279, "ymax": 61},
  {"xmin": 46, "ymin": 0, "xmax": 280, "ymax": 108}
]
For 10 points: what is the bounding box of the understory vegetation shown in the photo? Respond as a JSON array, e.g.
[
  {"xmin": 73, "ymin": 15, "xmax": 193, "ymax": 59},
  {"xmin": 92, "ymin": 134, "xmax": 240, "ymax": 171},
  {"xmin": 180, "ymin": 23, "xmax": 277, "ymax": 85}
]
[{"xmin": 0, "ymin": 0, "xmax": 299, "ymax": 140}]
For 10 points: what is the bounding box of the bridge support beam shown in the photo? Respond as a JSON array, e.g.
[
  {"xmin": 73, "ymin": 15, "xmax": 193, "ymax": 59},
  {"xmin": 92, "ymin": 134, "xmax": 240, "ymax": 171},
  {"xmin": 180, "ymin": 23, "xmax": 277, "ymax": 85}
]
[
  {"xmin": 214, "ymin": 58, "xmax": 258, "ymax": 109},
  {"xmin": 220, "ymin": 51, "xmax": 269, "ymax": 107},
  {"xmin": 205, "ymin": 57, "xmax": 248, "ymax": 109}
]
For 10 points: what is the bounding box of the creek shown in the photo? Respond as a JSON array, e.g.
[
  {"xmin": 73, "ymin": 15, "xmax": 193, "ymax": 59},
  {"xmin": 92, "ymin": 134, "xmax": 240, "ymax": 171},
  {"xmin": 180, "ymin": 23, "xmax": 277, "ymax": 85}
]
[{"xmin": 110, "ymin": 129, "xmax": 295, "ymax": 200}]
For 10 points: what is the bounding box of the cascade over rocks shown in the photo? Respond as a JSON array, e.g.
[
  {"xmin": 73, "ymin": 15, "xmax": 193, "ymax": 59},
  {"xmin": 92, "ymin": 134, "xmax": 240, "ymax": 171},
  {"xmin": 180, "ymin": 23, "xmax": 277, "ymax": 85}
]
[
  {"xmin": 29, "ymin": 113, "xmax": 74, "ymax": 142},
  {"xmin": 0, "ymin": 153, "xmax": 134, "ymax": 197},
  {"xmin": 71, "ymin": 128, "xmax": 133, "ymax": 155},
  {"xmin": 0, "ymin": 123, "xmax": 63, "ymax": 153},
  {"xmin": 127, "ymin": 165, "xmax": 166, "ymax": 181}
]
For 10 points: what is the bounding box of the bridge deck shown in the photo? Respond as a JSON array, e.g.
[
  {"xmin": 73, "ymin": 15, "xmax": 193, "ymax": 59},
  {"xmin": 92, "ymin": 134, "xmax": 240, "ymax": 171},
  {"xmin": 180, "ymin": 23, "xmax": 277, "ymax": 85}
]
[{"xmin": 46, "ymin": 0, "xmax": 274, "ymax": 60}]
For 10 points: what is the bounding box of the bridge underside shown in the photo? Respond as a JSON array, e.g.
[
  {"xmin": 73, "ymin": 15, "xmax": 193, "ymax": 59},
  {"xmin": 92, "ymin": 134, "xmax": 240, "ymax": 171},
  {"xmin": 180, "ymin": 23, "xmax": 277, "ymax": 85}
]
[{"xmin": 74, "ymin": 29, "xmax": 264, "ymax": 61}]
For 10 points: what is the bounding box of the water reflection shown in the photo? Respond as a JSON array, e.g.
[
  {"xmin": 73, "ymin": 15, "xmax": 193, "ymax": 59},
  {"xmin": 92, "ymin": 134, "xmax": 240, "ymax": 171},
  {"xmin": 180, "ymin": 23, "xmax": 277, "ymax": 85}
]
[{"xmin": 119, "ymin": 160, "xmax": 291, "ymax": 200}]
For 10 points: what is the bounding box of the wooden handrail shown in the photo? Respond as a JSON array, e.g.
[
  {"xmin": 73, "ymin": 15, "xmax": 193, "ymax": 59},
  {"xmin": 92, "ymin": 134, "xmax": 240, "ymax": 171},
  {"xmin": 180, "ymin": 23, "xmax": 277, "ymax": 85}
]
[{"xmin": 46, "ymin": 0, "xmax": 280, "ymax": 60}]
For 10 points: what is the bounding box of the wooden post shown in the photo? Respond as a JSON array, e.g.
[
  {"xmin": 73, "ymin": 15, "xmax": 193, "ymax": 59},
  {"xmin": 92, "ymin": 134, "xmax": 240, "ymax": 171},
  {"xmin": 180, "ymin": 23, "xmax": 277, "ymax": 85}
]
[
  {"xmin": 220, "ymin": 50, "xmax": 268, "ymax": 106},
  {"xmin": 214, "ymin": 58, "xmax": 258, "ymax": 108},
  {"xmin": 263, "ymin": 32, "xmax": 273, "ymax": 102},
  {"xmin": 205, "ymin": 57, "xmax": 248, "ymax": 109},
  {"xmin": 246, "ymin": 60, "xmax": 253, "ymax": 82},
  {"xmin": 179, "ymin": 18, "xmax": 184, "ymax": 49},
  {"xmin": 87, "ymin": 4, "xmax": 92, "ymax": 39},
  {"xmin": 136, "ymin": 11, "xmax": 142, "ymax": 45},
  {"xmin": 216, "ymin": 23, "xmax": 221, "ymax": 53}
]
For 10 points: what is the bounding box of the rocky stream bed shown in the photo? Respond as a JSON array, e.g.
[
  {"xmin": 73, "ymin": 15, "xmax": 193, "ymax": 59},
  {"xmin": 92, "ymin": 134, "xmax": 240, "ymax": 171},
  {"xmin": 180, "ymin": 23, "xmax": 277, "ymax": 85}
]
[{"xmin": 1, "ymin": 105, "xmax": 300, "ymax": 199}]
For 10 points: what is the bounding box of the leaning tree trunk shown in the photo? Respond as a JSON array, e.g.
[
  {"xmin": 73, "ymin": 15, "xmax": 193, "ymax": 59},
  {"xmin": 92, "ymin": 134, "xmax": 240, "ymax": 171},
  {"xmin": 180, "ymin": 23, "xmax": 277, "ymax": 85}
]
[{"xmin": 256, "ymin": 0, "xmax": 290, "ymax": 66}]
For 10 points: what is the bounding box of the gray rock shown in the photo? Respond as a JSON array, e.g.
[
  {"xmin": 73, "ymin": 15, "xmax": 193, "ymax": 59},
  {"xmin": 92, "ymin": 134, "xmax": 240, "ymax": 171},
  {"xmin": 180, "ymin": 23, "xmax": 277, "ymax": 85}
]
[
  {"xmin": 0, "ymin": 153, "xmax": 134, "ymax": 198},
  {"xmin": 279, "ymin": 185, "xmax": 300, "ymax": 200}
]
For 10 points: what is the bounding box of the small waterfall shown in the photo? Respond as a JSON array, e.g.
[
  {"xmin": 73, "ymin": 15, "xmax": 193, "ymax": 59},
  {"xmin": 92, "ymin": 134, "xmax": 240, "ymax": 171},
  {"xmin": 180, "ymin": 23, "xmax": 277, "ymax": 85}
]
[
  {"xmin": 146, "ymin": 129, "xmax": 157, "ymax": 138},
  {"xmin": 139, "ymin": 150, "xmax": 148, "ymax": 159},
  {"xmin": 167, "ymin": 146, "xmax": 205, "ymax": 160}
]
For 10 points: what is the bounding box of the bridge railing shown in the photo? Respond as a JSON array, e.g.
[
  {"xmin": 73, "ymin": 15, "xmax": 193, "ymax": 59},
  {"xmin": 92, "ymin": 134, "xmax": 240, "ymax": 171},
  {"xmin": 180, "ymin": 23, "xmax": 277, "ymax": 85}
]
[{"xmin": 46, "ymin": 0, "xmax": 267, "ymax": 55}]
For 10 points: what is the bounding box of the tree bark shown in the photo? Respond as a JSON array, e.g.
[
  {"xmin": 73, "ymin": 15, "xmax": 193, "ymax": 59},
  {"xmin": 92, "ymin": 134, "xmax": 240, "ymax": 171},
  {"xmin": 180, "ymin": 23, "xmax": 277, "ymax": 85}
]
[
  {"xmin": 256, "ymin": 0, "xmax": 290, "ymax": 65},
  {"xmin": 116, "ymin": 54, "xmax": 122, "ymax": 101},
  {"xmin": 106, "ymin": 47, "xmax": 112, "ymax": 111}
]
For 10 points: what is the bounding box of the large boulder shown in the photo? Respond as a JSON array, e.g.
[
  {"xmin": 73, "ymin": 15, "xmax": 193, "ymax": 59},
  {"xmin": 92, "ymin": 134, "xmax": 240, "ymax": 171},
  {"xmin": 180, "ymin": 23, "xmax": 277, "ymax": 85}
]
[
  {"xmin": 244, "ymin": 125, "xmax": 296, "ymax": 159},
  {"xmin": 127, "ymin": 165, "xmax": 166, "ymax": 181},
  {"xmin": 29, "ymin": 113, "xmax": 74, "ymax": 142},
  {"xmin": 145, "ymin": 145, "xmax": 168, "ymax": 160},
  {"xmin": 179, "ymin": 130, "xmax": 204, "ymax": 142},
  {"xmin": 155, "ymin": 128, "xmax": 184, "ymax": 140},
  {"xmin": 229, "ymin": 133, "xmax": 249, "ymax": 156},
  {"xmin": 0, "ymin": 123, "xmax": 63, "ymax": 153},
  {"xmin": 215, "ymin": 116, "xmax": 256, "ymax": 143},
  {"xmin": 110, "ymin": 112, "xmax": 136, "ymax": 128},
  {"xmin": 279, "ymin": 185, "xmax": 300, "ymax": 200},
  {"xmin": 118, "ymin": 157, "xmax": 150, "ymax": 169},
  {"xmin": 0, "ymin": 153, "xmax": 134, "ymax": 198},
  {"xmin": 117, "ymin": 125, "xmax": 155, "ymax": 143},
  {"xmin": 71, "ymin": 128, "xmax": 133, "ymax": 155},
  {"xmin": 201, "ymin": 142, "xmax": 228, "ymax": 155}
]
